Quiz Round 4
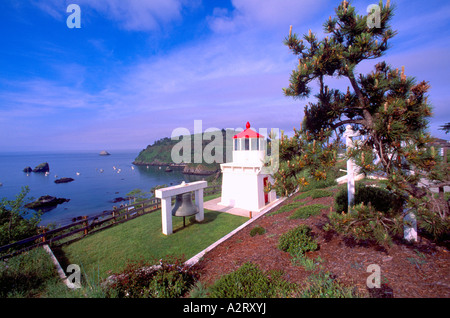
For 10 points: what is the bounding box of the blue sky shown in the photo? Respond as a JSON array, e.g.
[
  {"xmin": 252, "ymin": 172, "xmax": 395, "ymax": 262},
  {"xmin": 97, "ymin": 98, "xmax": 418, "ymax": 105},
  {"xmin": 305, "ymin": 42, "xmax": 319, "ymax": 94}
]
[{"xmin": 0, "ymin": 0, "xmax": 449, "ymax": 152}]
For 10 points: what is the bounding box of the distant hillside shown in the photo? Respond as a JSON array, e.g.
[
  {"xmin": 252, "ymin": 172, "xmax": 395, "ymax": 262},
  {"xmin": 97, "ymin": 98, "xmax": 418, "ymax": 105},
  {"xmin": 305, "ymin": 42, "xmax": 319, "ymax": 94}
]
[{"xmin": 133, "ymin": 129, "xmax": 236, "ymax": 175}]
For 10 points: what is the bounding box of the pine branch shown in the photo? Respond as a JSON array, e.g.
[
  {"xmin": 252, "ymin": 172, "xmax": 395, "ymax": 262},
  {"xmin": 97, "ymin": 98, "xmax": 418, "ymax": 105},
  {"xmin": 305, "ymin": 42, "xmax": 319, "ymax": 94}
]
[{"xmin": 330, "ymin": 119, "xmax": 365, "ymax": 130}]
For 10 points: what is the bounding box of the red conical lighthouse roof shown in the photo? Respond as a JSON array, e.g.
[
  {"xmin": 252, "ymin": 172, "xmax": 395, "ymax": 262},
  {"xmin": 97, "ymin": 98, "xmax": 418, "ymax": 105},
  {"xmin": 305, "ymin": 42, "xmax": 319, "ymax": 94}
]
[{"xmin": 233, "ymin": 122, "xmax": 264, "ymax": 139}]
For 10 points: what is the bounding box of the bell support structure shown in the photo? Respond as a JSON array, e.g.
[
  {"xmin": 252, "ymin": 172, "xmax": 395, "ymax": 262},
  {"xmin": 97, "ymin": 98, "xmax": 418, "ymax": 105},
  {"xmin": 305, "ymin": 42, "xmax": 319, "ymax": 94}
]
[{"xmin": 155, "ymin": 181, "xmax": 207, "ymax": 235}]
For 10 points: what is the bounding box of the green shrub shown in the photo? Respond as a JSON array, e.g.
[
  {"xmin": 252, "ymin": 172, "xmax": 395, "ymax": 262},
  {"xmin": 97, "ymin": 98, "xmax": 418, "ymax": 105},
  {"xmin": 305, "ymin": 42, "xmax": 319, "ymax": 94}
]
[
  {"xmin": 329, "ymin": 202, "xmax": 403, "ymax": 246},
  {"xmin": 278, "ymin": 225, "xmax": 318, "ymax": 256},
  {"xmin": 334, "ymin": 183, "xmax": 403, "ymax": 214},
  {"xmin": 105, "ymin": 257, "xmax": 200, "ymax": 298},
  {"xmin": 289, "ymin": 204, "xmax": 329, "ymax": 220},
  {"xmin": 249, "ymin": 225, "xmax": 266, "ymax": 237},
  {"xmin": 208, "ymin": 262, "xmax": 296, "ymax": 298},
  {"xmin": 331, "ymin": 183, "xmax": 407, "ymax": 247},
  {"xmin": 0, "ymin": 187, "xmax": 41, "ymax": 249}
]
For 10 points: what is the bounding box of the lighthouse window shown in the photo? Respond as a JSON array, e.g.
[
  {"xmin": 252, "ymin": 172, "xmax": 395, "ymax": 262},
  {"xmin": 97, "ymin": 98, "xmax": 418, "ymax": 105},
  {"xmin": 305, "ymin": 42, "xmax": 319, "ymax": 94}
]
[
  {"xmin": 234, "ymin": 139, "xmax": 239, "ymax": 151},
  {"xmin": 251, "ymin": 138, "xmax": 259, "ymax": 150},
  {"xmin": 244, "ymin": 138, "xmax": 250, "ymax": 150},
  {"xmin": 260, "ymin": 139, "xmax": 266, "ymax": 151}
]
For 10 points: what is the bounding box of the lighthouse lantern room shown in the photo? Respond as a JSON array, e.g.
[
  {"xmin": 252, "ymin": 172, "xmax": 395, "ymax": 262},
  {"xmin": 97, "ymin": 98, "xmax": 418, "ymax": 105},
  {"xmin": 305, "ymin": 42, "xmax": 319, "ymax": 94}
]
[{"xmin": 220, "ymin": 122, "xmax": 276, "ymax": 212}]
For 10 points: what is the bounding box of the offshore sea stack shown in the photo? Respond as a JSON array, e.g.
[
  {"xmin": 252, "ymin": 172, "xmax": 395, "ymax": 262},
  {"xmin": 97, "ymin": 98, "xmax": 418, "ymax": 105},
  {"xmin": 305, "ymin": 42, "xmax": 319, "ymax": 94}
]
[
  {"xmin": 25, "ymin": 195, "xmax": 70, "ymax": 212},
  {"xmin": 54, "ymin": 177, "xmax": 75, "ymax": 184},
  {"xmin": 23, "ymin": 166, "xmax": 32, "ymax": 173},
  {"xmin": 32, "ymin": 162, "xmax": 50, "ymax": 173}
]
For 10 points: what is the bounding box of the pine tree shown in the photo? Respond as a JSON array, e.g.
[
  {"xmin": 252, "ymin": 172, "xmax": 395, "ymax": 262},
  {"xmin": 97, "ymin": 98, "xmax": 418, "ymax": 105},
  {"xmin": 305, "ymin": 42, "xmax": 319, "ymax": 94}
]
[
  {"xmin": 269, "ymin": 126, "xmax": 339, "ymax": 197},
  {"xmin": 439, "ymin": 123, "xmax": 450, "ymax": 134},
  {"xmin": 281, "ymin": 0, "xmax": 449, "ymax": 242}
]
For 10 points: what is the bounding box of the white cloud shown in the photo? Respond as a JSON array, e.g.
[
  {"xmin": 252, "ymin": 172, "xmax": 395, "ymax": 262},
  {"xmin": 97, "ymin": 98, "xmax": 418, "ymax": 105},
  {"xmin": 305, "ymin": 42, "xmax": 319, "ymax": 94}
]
[
  {"xmin": 30, "ymin": 0, "xmax": 66, "ymax": 20},
  {"xmin": 30, "ymin": 0, "xmax": 194, "ymax": 31},
  {"xmin": 208, "ymin": 0, "xmax": 329, "ymax": 33},
  {"xmin": 82, "ymin": 0, "xmax": 184, "ymax": 31}
]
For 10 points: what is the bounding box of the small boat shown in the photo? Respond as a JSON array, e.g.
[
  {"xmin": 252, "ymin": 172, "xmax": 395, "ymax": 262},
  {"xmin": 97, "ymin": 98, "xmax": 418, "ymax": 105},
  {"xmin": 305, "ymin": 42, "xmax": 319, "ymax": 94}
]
[{"xmin": 165, "ymin": 166, "xmax": 173, "ymax": 172}]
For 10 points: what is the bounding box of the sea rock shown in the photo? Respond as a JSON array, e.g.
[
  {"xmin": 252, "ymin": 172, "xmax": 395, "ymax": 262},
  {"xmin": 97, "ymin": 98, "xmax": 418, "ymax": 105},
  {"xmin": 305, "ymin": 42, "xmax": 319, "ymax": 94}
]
[
  {"xmin": 54, "ymin": 177, "xmax": 75, "ymax": 184},
  {"xmin": 33, "ymin": 162, "xmax": 50, "ymax": 173},
  {"xmin": 25, "ymin": 195, "xmax": 70, "ymax": 212},
  {"xmin": 112, "ymin": 196, "xmax": 131, "ymax": 203},
  {"xmin": 99, "ymin": 150, "xmax": 110, "ymax": 156},
  {"xmin": 23, "ymin": 166, "xmax": 32, "ymax": 173}
]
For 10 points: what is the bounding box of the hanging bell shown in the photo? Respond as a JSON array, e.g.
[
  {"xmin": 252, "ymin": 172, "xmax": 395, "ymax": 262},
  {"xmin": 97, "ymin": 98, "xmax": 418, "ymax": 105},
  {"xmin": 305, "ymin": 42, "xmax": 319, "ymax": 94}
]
[{"xmin": 172, "ymin": 192, "xmax": 199, "ymax": 217}]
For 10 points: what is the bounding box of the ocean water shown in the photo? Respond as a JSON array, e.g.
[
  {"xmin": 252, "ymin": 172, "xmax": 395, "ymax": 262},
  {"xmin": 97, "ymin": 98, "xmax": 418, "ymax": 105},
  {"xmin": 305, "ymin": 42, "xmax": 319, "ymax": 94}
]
[{"xmin": 0, "ymin": 151, "xmax": 203, "ymax": 227}]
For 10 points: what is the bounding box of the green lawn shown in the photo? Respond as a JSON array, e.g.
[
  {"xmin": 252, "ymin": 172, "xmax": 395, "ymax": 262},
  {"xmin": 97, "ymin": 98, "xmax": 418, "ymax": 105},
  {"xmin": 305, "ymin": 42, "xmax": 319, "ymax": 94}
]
[{"xmin": 61, "ymin": 207, "xmax": 246, "ymax": 279}]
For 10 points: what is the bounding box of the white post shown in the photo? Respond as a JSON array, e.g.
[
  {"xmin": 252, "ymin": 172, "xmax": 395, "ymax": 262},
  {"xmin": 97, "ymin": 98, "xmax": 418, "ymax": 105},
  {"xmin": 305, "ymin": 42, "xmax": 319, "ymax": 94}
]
[
  {"xmin": 344, "ymin": 125, "xmax": 358, "ymax": 211},
  {"xmin": 347, "ymin": 150, "xmax": 355, "ymax": 210},
  {"xmin": 161, "ymin": 197, "xmax": 173, "ymax": 235},
  {"xmin": 195, "ymin": 189, "xmax": 204, "ymax": 222}
]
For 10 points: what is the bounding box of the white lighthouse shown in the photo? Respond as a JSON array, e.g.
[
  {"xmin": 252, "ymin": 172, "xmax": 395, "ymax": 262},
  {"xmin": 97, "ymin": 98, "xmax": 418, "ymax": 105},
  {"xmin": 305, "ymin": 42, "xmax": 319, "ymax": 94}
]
[{"xmin": 220, "ymin": 122, "xmax": 277, "ymax": 212}]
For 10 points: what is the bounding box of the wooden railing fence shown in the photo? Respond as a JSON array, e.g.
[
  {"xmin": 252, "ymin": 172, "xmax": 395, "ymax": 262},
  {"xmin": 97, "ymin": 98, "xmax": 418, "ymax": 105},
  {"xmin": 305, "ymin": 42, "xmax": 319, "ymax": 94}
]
[{"xmin": 0, "ymin": 185, "xmax": 221, "ymax": 260}]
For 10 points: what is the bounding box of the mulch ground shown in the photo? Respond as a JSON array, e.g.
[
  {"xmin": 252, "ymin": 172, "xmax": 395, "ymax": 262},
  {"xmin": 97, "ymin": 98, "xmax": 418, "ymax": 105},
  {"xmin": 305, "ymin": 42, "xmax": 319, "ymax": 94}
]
[{"xmin": 195, "ymin": 189, "xmax": 450, "ymax": 298}]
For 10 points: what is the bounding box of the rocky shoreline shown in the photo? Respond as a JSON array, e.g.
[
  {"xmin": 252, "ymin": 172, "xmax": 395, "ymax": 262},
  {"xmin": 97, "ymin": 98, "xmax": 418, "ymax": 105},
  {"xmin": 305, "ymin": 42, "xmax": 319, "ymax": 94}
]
[
  {"xmin": 181, "ymin": 164, "xmax": 220, "ymax": 176},
  {"xmin": 132, "ymin": 160, "xmax": 219, "ymax": 175}
]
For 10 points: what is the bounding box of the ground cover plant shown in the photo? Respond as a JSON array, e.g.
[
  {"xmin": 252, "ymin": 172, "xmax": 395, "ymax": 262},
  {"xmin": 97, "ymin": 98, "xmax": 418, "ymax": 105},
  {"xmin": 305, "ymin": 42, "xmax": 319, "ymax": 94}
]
[
  {"xmin": 207, "ymin": 262, "xmax": 296, "ymax": 298},
  {"xmin": 300, "ymin": 270, "xmax": 358, "ymax": 298},
  {"xmin": 289, "ymin": 204, "xmax": 329, "ymax": 220},
  {"xmin": 249, "ymin": 225, "xmax": 266, "ymax": 237},
  {"xmin": 278, "ymin": 224, "xmax": 318, "ymax": 256},
  {"xmin": 204, "ymin": 261, "xmax": 358, "ymax": 298}
]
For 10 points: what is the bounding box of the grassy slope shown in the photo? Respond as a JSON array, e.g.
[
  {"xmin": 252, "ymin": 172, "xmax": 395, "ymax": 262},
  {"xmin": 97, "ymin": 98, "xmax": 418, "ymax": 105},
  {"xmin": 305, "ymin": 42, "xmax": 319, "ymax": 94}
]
[
  {"xmin": 0, "ymin": 247, "xmax": 63, "ymax": 298},
  {"xmin": 61, "ymin": 201, "xmax": 246, "ymax": 279}
]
